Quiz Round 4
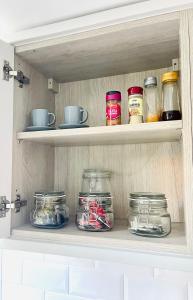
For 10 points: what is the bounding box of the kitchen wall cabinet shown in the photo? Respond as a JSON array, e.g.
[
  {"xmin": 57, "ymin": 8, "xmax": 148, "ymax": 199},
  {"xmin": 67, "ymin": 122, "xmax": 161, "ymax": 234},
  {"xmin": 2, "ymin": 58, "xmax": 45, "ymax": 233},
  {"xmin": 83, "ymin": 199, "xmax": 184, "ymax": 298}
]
[{"xmin": 0, "ymin": 9, "xmax": 193, "ymax": 256}]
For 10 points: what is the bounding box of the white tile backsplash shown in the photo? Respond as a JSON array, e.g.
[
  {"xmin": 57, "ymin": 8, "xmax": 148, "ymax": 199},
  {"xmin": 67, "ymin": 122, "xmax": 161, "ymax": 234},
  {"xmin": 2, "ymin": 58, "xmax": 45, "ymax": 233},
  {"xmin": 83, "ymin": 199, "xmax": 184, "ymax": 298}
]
[
  {"xmin": 188, "ymin": 283, "xmax": 193, "ymax": 300},
  {"xmin": 0, "ymin": 249, "xmax": 193, "ymax": 300},
  {"xmin": 45, "ymin": 291, "xmax": 100, "ymax": 300},
  {"xmin": 2, "ymin": 283, "xmax": 44, "ymax": 300},
  {"xmin": 95, "ymin": 261, "xmax": 154, "ymax": 278},
  {"xmin": 23, "ymin": 260, "xmax": 68, "ymax": 292},
  {"xmin": 2, "ymin": 249, "xmax": 44, "ymax": 284},
  {"xmin": 69, "ymin": 266, "xmax": 100, "ymax": 298},
  {"xmin": 2, "ymin": 251, "xmax": 22, "ymax": 284},
  {"xmin": 69, "ymin": 266, "xmax": 123, "ymax": 300},
  {"xmin": 124, "ymin": 277, "xmax": 188, "ymax": 300},
  {"xmin": 155, "ymin": 268, "xmax": 193, "ymax": 283},
  {"xmin": 45, "ymin": 254, "xmax": 94, "ymax": 268}
]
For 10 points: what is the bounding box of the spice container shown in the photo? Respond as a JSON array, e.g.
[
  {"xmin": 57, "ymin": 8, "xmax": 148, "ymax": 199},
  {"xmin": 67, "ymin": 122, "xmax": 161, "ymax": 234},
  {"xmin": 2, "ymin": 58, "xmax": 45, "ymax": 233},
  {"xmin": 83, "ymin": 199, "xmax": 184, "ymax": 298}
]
[
  {"xmin": 161, "ymin": 71, "xmax": 181, "ymax": 121},
  {"xmin": 76, "ymin": 169, "xmax": 114, "ymax": 231},
  {"xmin": 128, "ymin": 86, "xmax": 144, "ymax": 124},
  {"xmin": 144, "ymin": 76, "xmax": 160, "ymax": 122},
  {"xmin": 31, "ymin": 192, "xmax": 69, "ymax": 229},
  {"xmin": 106, "ymin": 91, "xmax": 121, "ymax": 126},
  {"xmin": 129, "ymin": 192, "xmax": 171, "ymax": 237}
]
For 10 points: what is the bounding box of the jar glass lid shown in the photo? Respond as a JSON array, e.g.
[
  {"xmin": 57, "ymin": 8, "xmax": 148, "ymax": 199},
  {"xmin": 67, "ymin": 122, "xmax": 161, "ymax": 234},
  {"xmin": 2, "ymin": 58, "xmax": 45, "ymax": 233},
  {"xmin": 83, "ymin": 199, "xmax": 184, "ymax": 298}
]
[
  {"xmin": 130, "ymin": 192, "xmax": 165, "ymax": 199},
  {"xmin": 129, "ymin": 192, "xmax": 167, "ymax": 208},
  {"xmin": 83, "ymin": 169, "xmax": 111, "ymax": 178},
  {"xmin": 34, "ymin": 191, "xmax": 65, "ymax": 198},
  {"xmin": 79, "ymin": 192, "xmax": 111, "ymax": 197}
]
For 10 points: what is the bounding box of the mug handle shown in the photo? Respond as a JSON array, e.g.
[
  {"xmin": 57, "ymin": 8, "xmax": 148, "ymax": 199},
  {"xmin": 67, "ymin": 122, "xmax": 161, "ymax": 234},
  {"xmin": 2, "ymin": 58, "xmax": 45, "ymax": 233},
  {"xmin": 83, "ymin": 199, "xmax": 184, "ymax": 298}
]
[
  {"xmin": 48, "ymin": 113, "xmax": 56, "ymax": 126},
  {"xmin": 80, "ymin": 108, "xmax": 88, "ymax": 124}
]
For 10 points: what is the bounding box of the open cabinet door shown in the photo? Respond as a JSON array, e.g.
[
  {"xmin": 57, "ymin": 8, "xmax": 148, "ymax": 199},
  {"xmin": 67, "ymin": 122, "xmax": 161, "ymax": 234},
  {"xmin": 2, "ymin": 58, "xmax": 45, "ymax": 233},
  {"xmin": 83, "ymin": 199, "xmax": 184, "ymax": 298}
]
[{"xmin": 0, "ymin": 39, "xmax": 14, "ymax": 237}]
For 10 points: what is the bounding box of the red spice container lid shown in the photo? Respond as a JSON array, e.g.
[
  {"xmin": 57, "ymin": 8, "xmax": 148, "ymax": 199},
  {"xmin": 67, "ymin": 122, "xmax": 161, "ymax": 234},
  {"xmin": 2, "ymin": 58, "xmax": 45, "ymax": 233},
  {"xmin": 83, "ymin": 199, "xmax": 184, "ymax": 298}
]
[
  {"xmin": 128, "ymin": 86, "xmax": 143, "ymax": 95},
  {"xmin": 106, "ymin": 91, "xmax": 121, "ymax": 101}
]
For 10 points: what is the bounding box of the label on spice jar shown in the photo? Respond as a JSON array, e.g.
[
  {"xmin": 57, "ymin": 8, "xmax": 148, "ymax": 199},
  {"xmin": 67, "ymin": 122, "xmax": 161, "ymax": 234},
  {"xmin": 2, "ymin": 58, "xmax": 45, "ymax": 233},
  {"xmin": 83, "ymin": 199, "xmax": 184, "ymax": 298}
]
[
  {"xmin": 106, "ymin": 103, "xmax": 121, "ymax": 125},
  {"xmin": 128, "ymin": 97, "xmax": 143, "ymax": 117}
]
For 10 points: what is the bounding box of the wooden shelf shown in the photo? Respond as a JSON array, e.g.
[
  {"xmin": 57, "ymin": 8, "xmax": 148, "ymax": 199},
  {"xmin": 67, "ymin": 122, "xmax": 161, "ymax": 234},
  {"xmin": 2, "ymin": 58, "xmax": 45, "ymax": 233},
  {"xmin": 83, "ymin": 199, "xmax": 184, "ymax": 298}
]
[
  {"xmin": 12, "ymin": 222, "xmax": 186, "ymax": 254},
  {"xmin": 17, "ymin": 121, "xmax": 182, "ymax": 146}
]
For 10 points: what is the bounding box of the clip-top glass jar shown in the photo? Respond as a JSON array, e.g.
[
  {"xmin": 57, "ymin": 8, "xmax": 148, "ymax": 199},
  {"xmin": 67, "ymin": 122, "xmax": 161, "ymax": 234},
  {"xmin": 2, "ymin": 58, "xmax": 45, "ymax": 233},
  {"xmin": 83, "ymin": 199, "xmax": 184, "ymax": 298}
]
[
  {"xmin": 76, "ymin": 193, "xmax": 114, "ymax": 231},
  {"xmin": 31, "ymin": 192, "xmax": 69, "ymax": 229},
  {"xmin": 76, "ymin": 169, "xmax": 114, "ymax": 231},
  {"xmin": 129, "ymin": 192, "xmax": 171, "ymax": 237}
]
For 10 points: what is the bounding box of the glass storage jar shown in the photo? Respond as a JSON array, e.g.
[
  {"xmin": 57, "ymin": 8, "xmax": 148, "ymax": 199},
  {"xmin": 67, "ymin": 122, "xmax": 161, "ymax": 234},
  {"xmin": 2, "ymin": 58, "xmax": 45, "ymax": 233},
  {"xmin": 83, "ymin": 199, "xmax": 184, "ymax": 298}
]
[
  {"xmin": 129, "ymin": 192, "xmax": 171, "ymax": 237},
  {"xmin": 161, "ymin": 71, "xmax": 181, "ymax": 121},
  {"xmin": 31, "ymin": 192, "xmax": 69, "ymax": 229},
  {"xmin": 76, "ymin": 193, "xmax": 114, "ymax": 231},
  {"xmin": 81, "ymin": 169, "xmax": 112, "ymax": 194},
  {"xmin": 76, "ymin": 169, "xmax": 114, "ymax": 231}
]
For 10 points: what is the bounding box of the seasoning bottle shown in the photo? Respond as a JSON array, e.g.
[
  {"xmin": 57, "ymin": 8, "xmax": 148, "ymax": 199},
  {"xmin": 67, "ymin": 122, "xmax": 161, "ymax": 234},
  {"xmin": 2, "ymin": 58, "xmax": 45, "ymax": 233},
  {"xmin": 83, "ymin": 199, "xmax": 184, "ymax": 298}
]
[
  {"xmin": 106, "ymin": 91, "xmax": 121, "ymax": 126},
  {"xmin": 144, "ymin": 76, "xmax": 160, "ymax": 122},
  {"xmin": 161, "ymin": 71, "xmax": 181, "ymax": 121},
  {"xmin": 128, "ymin": 86, "xmax": 143, "ymax": 124}
]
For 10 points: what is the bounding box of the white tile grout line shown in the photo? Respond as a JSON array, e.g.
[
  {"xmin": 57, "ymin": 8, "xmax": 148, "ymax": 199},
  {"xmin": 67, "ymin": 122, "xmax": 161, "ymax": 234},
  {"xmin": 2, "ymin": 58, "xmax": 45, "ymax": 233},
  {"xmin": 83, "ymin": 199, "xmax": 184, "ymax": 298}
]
[
  {"xmin": 153, "ymin": 267, "xmax": 159, "ymax": 279},
  {"xmin": 67, "ymin": 265, "xmax": 69, "ymax": 294},
  {"xmin": 21, "ymin": 254, "xmax": 24, "ymax": 285},
  {"xmin": 188, "ymin": 282, "xmax": 191, "ymax": 300}
]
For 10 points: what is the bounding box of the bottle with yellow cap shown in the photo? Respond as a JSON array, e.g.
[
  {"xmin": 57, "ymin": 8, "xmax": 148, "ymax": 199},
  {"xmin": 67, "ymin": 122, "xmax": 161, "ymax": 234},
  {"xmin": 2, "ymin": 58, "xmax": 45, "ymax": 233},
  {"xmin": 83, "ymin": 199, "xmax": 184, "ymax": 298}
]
[{"xmin": 161, "ymin": 71, "xmax": 181, "ymax": 121}]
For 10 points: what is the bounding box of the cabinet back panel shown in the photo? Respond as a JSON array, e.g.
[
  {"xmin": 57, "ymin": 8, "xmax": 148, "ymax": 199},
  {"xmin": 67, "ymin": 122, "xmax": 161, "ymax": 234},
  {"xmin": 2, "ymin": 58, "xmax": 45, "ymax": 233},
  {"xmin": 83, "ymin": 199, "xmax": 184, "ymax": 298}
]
[
  {"xmin": 55, "ymin": 142, "xmax": 182, "ymax": 222},
  {"xmin": 55, "ymin": 67, "xmax": 172, "ymax": 127},
  {"xmin": 12, "ymin": 56, "xmax": 55, "ymax": 228},
  {"xmin": 55, "ymin": 67, "xmax": 183, "ymax": 222}
]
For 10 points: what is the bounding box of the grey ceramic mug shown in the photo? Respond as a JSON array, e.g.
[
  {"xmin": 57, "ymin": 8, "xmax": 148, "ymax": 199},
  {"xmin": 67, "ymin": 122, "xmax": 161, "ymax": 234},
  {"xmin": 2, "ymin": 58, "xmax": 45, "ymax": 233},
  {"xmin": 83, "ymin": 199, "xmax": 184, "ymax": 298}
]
[
  {"xmin": 31, "ymin": 109, "xmax": 56, "ymax": 127},
  {"xmin": 64, "ymin": 106, "xmax": 88, "ymax": 125}
]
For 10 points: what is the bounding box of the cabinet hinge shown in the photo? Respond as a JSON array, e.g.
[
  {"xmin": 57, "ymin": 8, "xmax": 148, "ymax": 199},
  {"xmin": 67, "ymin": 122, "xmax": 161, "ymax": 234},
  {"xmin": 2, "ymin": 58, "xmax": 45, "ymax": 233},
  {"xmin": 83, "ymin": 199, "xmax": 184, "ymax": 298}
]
[
  {"xmin": 0, "ymin": 195, "xmax": 27, "ymax": 218},
  {"xmin": 3, "ymin": 60, "xmax": 30, "ymax": 88}
]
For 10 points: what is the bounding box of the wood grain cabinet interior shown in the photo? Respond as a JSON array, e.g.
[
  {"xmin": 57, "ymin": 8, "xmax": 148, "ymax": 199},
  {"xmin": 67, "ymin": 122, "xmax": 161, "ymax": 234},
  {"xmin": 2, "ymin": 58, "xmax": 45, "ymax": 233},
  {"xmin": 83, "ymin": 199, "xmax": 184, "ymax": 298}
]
[{"xmin": 8, "ymin": 10, "xmax": 193, "ymax": 255}]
